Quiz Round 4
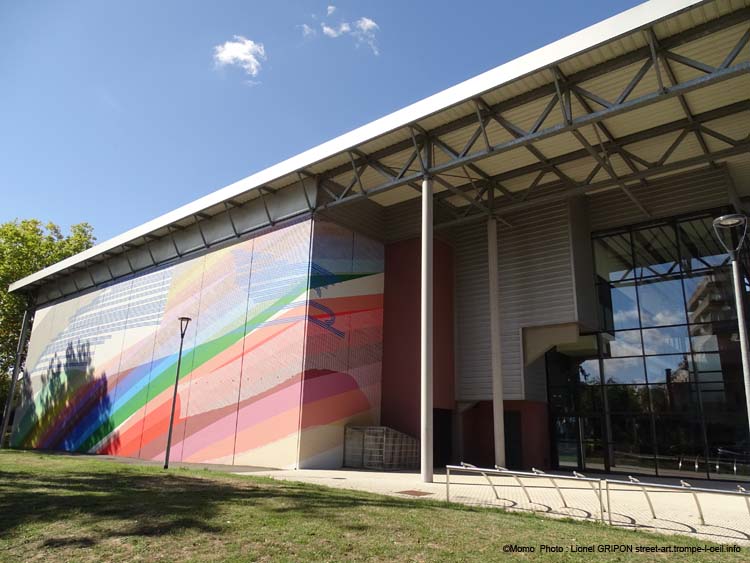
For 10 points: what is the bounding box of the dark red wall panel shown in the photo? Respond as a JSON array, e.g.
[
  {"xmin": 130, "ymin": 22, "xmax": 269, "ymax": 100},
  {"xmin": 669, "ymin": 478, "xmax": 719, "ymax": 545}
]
[
  {"xmin": 381, "ymin": 238, "xmax": 455, "ymax": 439},
  {"xmin": 462, "ymin": 400, "xmax": 550, "ymax": 469}
]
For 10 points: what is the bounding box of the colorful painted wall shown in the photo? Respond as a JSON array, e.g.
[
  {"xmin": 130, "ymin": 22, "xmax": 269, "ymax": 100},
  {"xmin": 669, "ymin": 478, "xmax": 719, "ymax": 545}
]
[{"xmin": 10, "ymin": 218, "xmax": 384, "ymax": 469}]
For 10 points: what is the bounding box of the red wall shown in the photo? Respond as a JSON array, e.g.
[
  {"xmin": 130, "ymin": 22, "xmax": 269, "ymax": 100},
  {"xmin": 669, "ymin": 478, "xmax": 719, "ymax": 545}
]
[
  {"xmin": 462, "ymin": 400, "xmax": 550, "ymax": 469},
  {"xmin": 380, "ymin": 238, "xmax": 455, "ymax": 439}
]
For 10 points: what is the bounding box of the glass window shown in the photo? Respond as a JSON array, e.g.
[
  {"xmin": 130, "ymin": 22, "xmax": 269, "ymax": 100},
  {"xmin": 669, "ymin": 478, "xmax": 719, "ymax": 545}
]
[
  {"xmin": 580, "ymin": 417, "xmax": 604, "ymax": 442},
  {"xmin": 593, "ymin": 234, "xmax": 633, "ymax": 282},
  {"xmin": 602, "ymin": 357, "xmax": 646, "ymax": 384},
  {"xmin": 554, "ymin": 213, "xmax": 749, "ymax": 479},
  {"xmin": 609, "ymin": 415, "xmax": 653, "ymax": 445},
  {"xmin": 655, "ymin": 416, "xmax": 706, "ymax": 476},
  {"xmin": 606, "ymin": 384, "xmax": 650, "ymax": 412},
  {"xmin": 611, "ymin": 443, "xmax": 657, "ymax": 474},
  {"xmin": 645, "ymin": 354, "xmax": 691, "ymax": 384},
  {"xmin": 556, "ymin": 442, "xmax": 579, "ymax": 468},
  {"xmin": 609, "ymin": 415, "xmax": 657, "ymax": 475},
  {"xmin": 600, "ymin": 330, "xmax": 642, "ymax": 357},
  {"xmin": 698, "ymin": 382, "xmax": 745, "ymax": 414},
  {"xmin": 599, "ymin": 281, "xmax": 639, "ymax": 331},
  {"xmin": 642, "ymin": 325, "xmax": 690, "ymax": 355},
  {"xmin": 649, "ymin": 383, "xmax": 700, "ymax": 414},
  {"xmin": 632, "ymin": 225, "xmax": 679, "ymax": 278},
  {"xmin": 637, "ymin": 276, "xmax": 687, "ymax": 327},
  {"xmin": 705, "ymin": 415, "xmax": 750, "ymax": 450},
  {"xmin": 690, "ymin": 320, "xmax": 742, "ymax": 353},
  {"xmin": 549, "ymin": 387, "xmax": 575, "ymax": 414},
  {"xmin": 693, "ymin": 353, "xmax": 722, "ymax": 373},
  {"xmin": 707, "ymin": 414, "xmax": 750, "ymax": 480},
  {"xmin": 553, "ymin": 417, "xmax": 579, "ymax": 442},
  {"xmin": 678, "ymin": 216, "xmax": 730, "ymax": 274},
  {"xmin": 683, "ymin": 269, "xmax": 736, "ymax": 324},
  {"xmin": 576, "ymin": 359, "xmax": 601, "ymax": 385},
  {"xmin": 582, "ymin": 440, "xmax": 606, "ymax": 471},
  {"xmin": 577, "ymin": 385, "xmax": 604, "ymax": 414}
]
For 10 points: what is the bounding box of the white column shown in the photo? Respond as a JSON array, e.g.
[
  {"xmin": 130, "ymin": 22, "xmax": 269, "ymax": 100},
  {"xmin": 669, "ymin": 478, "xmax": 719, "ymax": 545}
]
[
  {"xmin": 421, "ymin": 171, "xmax": 434, "ymax": 483},
  {"xmin": 487, "ymin": 217, "xmax": 506, "ymax": 467}
]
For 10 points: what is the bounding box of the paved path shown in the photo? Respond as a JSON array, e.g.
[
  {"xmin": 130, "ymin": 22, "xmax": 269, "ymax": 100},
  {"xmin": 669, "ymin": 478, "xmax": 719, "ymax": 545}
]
[{"xmin": 243, "ymin": 467, "xmax": 750, "ymax": 546}]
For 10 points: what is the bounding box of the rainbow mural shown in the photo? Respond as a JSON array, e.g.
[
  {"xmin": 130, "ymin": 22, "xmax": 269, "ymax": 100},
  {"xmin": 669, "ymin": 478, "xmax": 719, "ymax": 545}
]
[{"xmin": 10, "ymin": 219, "xmax": 384, "ymax": 469}]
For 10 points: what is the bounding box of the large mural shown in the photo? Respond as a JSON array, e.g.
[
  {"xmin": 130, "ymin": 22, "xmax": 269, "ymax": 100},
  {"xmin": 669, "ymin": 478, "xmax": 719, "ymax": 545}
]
[{"xmin": 10, "ymin": 219, "xmax": 384, "ymax": 469}]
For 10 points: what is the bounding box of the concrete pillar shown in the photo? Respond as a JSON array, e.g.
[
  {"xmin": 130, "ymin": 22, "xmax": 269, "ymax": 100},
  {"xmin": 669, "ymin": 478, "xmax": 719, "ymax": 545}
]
[
  {"xmin": 421, "ymin": 156, "xmax": 434, "ymax": 483},
  {"xmin": 487, "ymin": 218, "xmax": 506, "ymax": 466}
]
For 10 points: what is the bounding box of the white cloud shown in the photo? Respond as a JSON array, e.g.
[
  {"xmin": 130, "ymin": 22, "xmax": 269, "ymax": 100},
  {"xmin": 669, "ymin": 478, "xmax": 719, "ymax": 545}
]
[
  {"xmin": 353, "ymin": 17, "xmax": 379, "ymax": 55},
  {"xmin": 300, "ymin": 8, "xmax": 380, "ymax": 54},
  {"xmin": 317, "ymin": 17, "xmax": 379, "ymax": 54},
  {"xmin": 321, "ymin": 22, "xmax": 351, "ymax": 38},
  {"xmin": 213, "ymin": 35, "xmax": 267, "ymax": 77}
]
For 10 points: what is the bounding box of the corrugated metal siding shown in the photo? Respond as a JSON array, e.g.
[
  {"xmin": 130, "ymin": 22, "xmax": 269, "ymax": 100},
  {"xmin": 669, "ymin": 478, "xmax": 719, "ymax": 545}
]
[
  {"xmin": 452, "ymin": 222, "xmax": 492, "ymax": 401},
  {"xmin": 497, "ymin": 203, "xmax": 578, "ymax": 400},
  {"xmin": 452, "ymin": 200, "xmax": 578, "ymax": 402},
  {"xmin": 383, "ymin": 198, "xmax": 457, "ymax": 243},
  {"xmin": 587, "ymin": 166, "xmax": 730, "ymax": 231},
  {"xmin": 383, "ymin": 199, "xmax": 421, "ymax": 243},
  {"xmin": 319, "ymin": 199, "xmax": 386, "ymax": 242}
]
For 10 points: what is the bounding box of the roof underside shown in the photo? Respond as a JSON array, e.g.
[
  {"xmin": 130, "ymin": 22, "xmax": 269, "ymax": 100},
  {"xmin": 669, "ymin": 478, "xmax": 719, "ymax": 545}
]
[{"xmin": 11, "ymin": 0, "xmax": 750, "ymax": 295}]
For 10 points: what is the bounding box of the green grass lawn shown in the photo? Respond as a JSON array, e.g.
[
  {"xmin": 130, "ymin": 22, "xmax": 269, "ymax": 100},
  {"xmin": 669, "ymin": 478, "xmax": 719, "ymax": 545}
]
[{"xmin": 0, "ymin": 450, "xmax": 745, "ymax": 562}]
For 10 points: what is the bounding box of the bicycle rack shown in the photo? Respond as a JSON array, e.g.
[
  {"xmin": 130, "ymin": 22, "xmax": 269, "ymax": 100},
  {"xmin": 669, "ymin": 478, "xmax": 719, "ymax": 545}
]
[
  {"xmin": 629, "ymin": 475, "xmax": 656, "ymax": 519},
  {"xmin": 680, "ymin": 480, "xmax": 705, "ymax": 525},
  {"xmin": 445, "ymin": 463, "xmax": 750, "ymax": 531}
]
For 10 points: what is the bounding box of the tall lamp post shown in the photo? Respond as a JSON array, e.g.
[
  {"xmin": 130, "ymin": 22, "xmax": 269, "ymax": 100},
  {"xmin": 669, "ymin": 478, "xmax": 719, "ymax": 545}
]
[
  {"xmin": 164, "ymin": 316, "xmax": 191, "ymax": 470},
  {"xmin": 712, "ymin": 214, "xmax": 750, "ymax": 440}
]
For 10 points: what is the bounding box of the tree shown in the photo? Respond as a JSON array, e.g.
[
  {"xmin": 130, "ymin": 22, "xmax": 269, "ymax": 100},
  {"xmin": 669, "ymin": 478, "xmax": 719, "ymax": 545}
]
[{"xmin": 0, "ymin": 220, "xmax": 95, "ymax": 413}]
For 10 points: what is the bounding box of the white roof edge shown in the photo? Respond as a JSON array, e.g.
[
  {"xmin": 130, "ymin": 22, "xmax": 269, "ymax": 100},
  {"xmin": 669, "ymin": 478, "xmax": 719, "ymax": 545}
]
[{"xmin": 10, "ymin": 0, "xmax": 706, "ymax": 293}]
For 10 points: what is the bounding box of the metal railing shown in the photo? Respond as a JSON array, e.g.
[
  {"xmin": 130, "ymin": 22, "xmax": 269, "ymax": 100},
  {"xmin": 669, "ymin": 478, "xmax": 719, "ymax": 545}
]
[{"xmin": 445, "ymin": 463, "xmax": 750, "ymax": 528}]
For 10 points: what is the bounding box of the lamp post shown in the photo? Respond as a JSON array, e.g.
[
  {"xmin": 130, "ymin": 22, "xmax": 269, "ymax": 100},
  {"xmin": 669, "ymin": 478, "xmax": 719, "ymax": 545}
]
[
  {"xmin": 164, "ymin": 316, "xmax": 191, "ymax": 470},
  {"xmin": 712, "ymin": 214, "xmax": 750, "ymax": 439}
]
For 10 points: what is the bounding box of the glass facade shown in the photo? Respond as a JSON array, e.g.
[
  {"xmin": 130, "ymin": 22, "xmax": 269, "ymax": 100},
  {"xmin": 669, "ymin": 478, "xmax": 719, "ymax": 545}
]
[{"xmin": 547, "ymin": 212, "xmax": 750, "ymax": 480}]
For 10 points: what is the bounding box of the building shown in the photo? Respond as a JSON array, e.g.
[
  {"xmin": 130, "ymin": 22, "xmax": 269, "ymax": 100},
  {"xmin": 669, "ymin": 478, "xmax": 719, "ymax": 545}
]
[{"xmin": 3, "ymin": 0, "xmax": 750, "ymax": 481}]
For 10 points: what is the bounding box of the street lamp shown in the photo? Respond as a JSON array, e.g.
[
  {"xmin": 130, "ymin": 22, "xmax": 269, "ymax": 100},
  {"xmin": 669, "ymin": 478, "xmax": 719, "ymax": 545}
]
[
  {"xmin": 164, "ymin": 316, "xmax": 191, "ymax": 470},
  {"xmin": 712, "ymin": 214, "xmax": 750, "ymax": 440}
]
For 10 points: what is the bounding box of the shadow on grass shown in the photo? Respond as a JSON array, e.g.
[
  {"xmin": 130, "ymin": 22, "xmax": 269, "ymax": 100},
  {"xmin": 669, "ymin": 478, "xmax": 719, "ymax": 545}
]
[{"xmin": 0, "ymin": 461, "xmax": 443, "ymax": 547}]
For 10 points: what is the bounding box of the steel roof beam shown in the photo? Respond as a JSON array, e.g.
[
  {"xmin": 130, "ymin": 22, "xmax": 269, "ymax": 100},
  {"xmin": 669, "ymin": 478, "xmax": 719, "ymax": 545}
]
[
  {"xmin": 316, "ymin": 8, "xmax": 750, "ymax": 187},
  {"xmin": 328, "ymin": 61, "xmax": 748, "ymax": 208},
  {"xmin": 571, "ymin": 128, "xmax": 652, "ymax": 218},
  {"xmin": 434, "ymin": 99, "xmax": 747, "ymax": 205},
  {"xmin": 435, "ymin": 142, "xmax": 748, "ymax": 231},
  {"xmin": 470, "ymin": 142, "xmax": 747, "ymax": 222},
  {"xmin": 476, "ymin": 95, "xmax": 578, "ymax": 190},
  {"xmin": 647, "ymin": 27, "xmax": 715, "ymax": 167}
]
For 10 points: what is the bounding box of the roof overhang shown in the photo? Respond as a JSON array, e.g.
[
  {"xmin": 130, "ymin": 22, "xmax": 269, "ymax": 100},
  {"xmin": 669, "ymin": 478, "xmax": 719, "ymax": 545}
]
[{"xmin": 10, "ymin": 0, "xmax": 750, "ymax": 296}]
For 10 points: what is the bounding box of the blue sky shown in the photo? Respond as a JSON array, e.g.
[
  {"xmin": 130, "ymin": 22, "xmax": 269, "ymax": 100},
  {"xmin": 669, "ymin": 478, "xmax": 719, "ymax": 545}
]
[{"xmin": 1, "ymin": 0, "xmax": 643, "ymax": 242}]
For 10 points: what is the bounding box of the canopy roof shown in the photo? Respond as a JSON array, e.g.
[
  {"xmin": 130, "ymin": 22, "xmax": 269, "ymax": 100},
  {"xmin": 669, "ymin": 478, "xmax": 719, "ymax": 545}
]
[{"xmin": 11, "ymin": 0, "xmax": 750, "ymax": 296}]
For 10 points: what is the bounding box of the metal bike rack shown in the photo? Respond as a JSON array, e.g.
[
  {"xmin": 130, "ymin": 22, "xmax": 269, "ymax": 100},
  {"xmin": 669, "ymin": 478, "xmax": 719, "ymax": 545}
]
[
  {"xmin": 532, "ymin": 467, "xmax": 568, "ymax": 509},
  {"xmin": 457, "ymin": 462, "xmax": 501, "ymax": 501},
  {"xmin": 496, "ymin": 465, "xmax": 533, "ymax": 504},
  {"xmin": 446, "ymin": 462, "xmax": 750, "ymax": 531},
  {"xmin": 681, "ymin": 480, "xmax": 705, "ymax": 526},
  {"xmin": 446, "ymin": 464, "xmax": 606, "ymax": 520},
  {"xmin": 575, "ymin": 471, "xmax": 606, "ymax": 522},
  {"xmin": 628, "ymin": 476, "xmax": 656, "ymax": 519}
]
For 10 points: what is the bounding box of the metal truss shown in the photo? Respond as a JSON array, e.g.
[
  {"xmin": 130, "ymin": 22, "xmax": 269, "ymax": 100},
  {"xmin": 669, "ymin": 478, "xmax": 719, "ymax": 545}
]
[{"xmin": 312, "ymin": 9, "xmax": 749, "ymax": 226}]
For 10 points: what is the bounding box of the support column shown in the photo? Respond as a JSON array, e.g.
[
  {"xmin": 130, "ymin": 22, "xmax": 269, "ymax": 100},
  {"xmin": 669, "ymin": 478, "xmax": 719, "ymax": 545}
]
[
  {"xmin": 421, "ymin": 146, "xmax": 434, "ymax": 483},
  {"xmin": 487, "ymin": 218, "xmax": 506, "ymax": 466},
  {"xmin": 1, "ymin": 307, "xmax": 31, "ymax": 448}
]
